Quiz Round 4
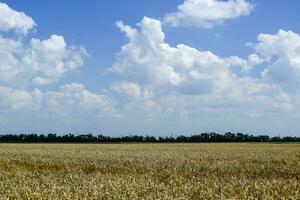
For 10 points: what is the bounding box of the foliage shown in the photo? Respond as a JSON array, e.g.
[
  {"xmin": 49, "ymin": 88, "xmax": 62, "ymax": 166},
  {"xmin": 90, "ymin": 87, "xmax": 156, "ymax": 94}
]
[{"xmin": 0, "ymin": 132, "xmax": 298, "ymax": 143}]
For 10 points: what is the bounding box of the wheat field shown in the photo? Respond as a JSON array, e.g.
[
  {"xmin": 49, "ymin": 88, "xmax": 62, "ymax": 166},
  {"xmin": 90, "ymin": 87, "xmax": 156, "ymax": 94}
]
[{"xmin": 0, "ymin": 143, "xmax": 298, "ymax": 199}]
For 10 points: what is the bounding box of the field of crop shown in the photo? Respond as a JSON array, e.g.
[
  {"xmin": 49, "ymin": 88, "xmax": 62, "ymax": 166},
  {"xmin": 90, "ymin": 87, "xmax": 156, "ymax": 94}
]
[{"xmin": 0, "ymin": 143, "xmax": 298, "ymax": 199}]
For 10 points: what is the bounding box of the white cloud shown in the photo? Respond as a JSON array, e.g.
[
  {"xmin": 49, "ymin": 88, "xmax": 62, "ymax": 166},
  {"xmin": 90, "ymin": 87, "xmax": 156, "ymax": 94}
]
[
  {"xmin": 0, "ymin": 34, "xmax": 87, "ymax": 87},
  {"xmin": 112, "ymin": 18, "xmax": 183, "ymax": 86},
  {"xmin": 225, "ymin": 54, "xmax": 263, "ymax": 73},
  {"xmin": 0, "ymin": 37, "xmax": 23, "ymax": 85},
  {"xmin": 44, "ymin": 83, "xmax": 118, "ymax": 118},
  {"xmin": 0, "ymin": 2, "xmax": 36, "ymax": 34},
  {"xmin": 0, "ymin": 2, "xmax": 114, "ymax": 125},
  {"xmin": 110, "ymin": 17, "xmax": 295, "ymax": 123},
  {"xmin": 249, "ymin": 30, "xmax": 300, "ymax": 91},
  {"xmin": 111, "ymin": 81, "xmax": 161, "ymax": 118},
  {"xmin": 0, "ymin": 82, "xmax": 118, "ymax": 116},
  {"xmin": 24, "ymin": 35, "xmax": 87, "ymax": 86},
  {"xmin": 112, "ymin": 82, "xmax": 142, "ymax": 100},
  {"xmin": 0, "ymin": 85, "xmax": 41, "ymax": 110},
  {"xmin": 0, "ymin": 3, "xmax": 87, "ymax": 88},
  {"xmin": 2, "ymin": 1, "xmax": 300, "ymax": 135},
  {"xmin": 0, "ymin": 2, "xmax": 118, "ymax": 128},
  {"xmin": 111, "ymin": 17, "xmax": 257, "ymax": 96},
  {"xmin": 164, "ymin": 0, "xmax": 254, "ymax": 28}
]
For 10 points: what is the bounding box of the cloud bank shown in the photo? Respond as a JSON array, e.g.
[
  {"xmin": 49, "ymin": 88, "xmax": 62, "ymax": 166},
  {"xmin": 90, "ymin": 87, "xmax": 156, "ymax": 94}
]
[
  {"xmin": 110, "ymin": 17, "xmax": 292, "ymax": 119},
  {"xmin": 0, "ymin": 2, "xmax": 115, "ymax": 124},
  {"xmin": 1, "ymin": 1, "xmax": 300, "ymax": 135}
]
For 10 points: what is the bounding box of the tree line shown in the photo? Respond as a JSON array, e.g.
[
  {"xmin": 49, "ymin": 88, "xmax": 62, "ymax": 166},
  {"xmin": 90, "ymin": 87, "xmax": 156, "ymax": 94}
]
[{"xmin": 0, "ymin": 132, "xmax": 298, "ymax": 143}]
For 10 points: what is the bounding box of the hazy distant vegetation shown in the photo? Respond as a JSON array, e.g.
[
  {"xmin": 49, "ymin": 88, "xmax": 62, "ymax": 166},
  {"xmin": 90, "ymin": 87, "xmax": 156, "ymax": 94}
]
[{"xmin": 0, "ymin": 132, "xmax": 298, "ymax": 143}]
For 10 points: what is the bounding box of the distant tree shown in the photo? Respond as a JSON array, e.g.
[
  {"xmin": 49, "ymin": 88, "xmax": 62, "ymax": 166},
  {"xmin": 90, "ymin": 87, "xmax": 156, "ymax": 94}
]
[{"xmin": 0, "ymin": 132, "xmax": 298, "ymax": 143}]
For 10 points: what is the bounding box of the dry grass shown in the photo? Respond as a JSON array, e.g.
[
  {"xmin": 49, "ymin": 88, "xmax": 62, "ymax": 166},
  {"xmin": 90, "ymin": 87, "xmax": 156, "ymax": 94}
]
[{"xmin": 0, "ymin": 143, "xmax": 298, "ymax": 199}]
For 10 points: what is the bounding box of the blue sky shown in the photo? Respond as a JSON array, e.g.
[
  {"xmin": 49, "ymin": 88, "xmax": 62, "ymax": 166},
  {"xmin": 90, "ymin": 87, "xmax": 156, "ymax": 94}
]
[{"xmin": 0, "ymin": 0, "xmax": 300, "ymax": 136}]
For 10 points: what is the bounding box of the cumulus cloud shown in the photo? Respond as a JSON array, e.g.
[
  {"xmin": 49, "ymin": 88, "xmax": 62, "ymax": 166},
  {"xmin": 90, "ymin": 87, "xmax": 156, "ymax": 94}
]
[
  {"xmin": 111, "ymin": 81, "xmax": 161, "ymax": 118},
  {"xmin": 225, "ymin": 54, "xmax": 263, "ymax": 74},
  {"xmin": 249, "ymin": 30, "xmax": 300, "ymax": 91},
  {"xmin": 164, "ymin": 0, "xmax": 254, "ymax": 28},
  {"xmin": 0, "ymin": 2, "xmax": 87, "ymax": 88},
  {"xmin": 0, "ymin": 37, "xmax": 23, "ymax": 85},
  {"xmin": 2, "ymin": 1, "xmax": 300, "ymax": 135},
  {"xmin": 112, "ymin": 82, "xmax": 142, "ymax": 100},
  {"xmin": 0, "ymin": 2, "xmax": 36, "ymax": 34},
  {"xmin": 110, "ymin": 16, "xmax": 295, "ymax": 122},
  {"xmin": 112, "ymin": 19, "xmax": 183, "ymax": 86},
  {"xmin": 0, "ymin": 2, "xmax": 105, "ymax": 123},
  {"xmin": 111, "ymin": 17, "xmax": 258, "ymax": 96},
  {"xmin": 0, "ymin": 82, "xmax": 118, "ymax": 119},
  {"xmin": 0, "ymin": 85, "xmax": 42, "ymax": 110},
  {"xmin": 44, "ymin": 83, "xmax": 118, "ymax": 118},
  {"xmin": 0, "ymin": 34, "xmax": 87, "ymax": 87},
  {"xmin": 24, "ymin": 35, "xmax": 87, "ymax": 86}
]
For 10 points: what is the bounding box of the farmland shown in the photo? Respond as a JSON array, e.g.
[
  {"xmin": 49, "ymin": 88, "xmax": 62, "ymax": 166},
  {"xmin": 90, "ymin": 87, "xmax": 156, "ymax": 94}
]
[{"xmin": 0, "ymin": 143, "xmax": 298, "ymax": 199}]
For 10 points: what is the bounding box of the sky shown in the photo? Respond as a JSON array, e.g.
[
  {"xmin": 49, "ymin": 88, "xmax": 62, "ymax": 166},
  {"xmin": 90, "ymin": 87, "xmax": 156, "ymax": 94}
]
[{"xmin": 0, "ymin": 0, "xmax": 300, "ymax": 136}]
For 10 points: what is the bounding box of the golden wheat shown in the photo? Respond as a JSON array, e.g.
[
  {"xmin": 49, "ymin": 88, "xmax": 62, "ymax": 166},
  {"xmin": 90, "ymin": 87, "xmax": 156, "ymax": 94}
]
[{"xmin": 0, "ymin": 143, "xmax": 298, "ymax": 199}]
